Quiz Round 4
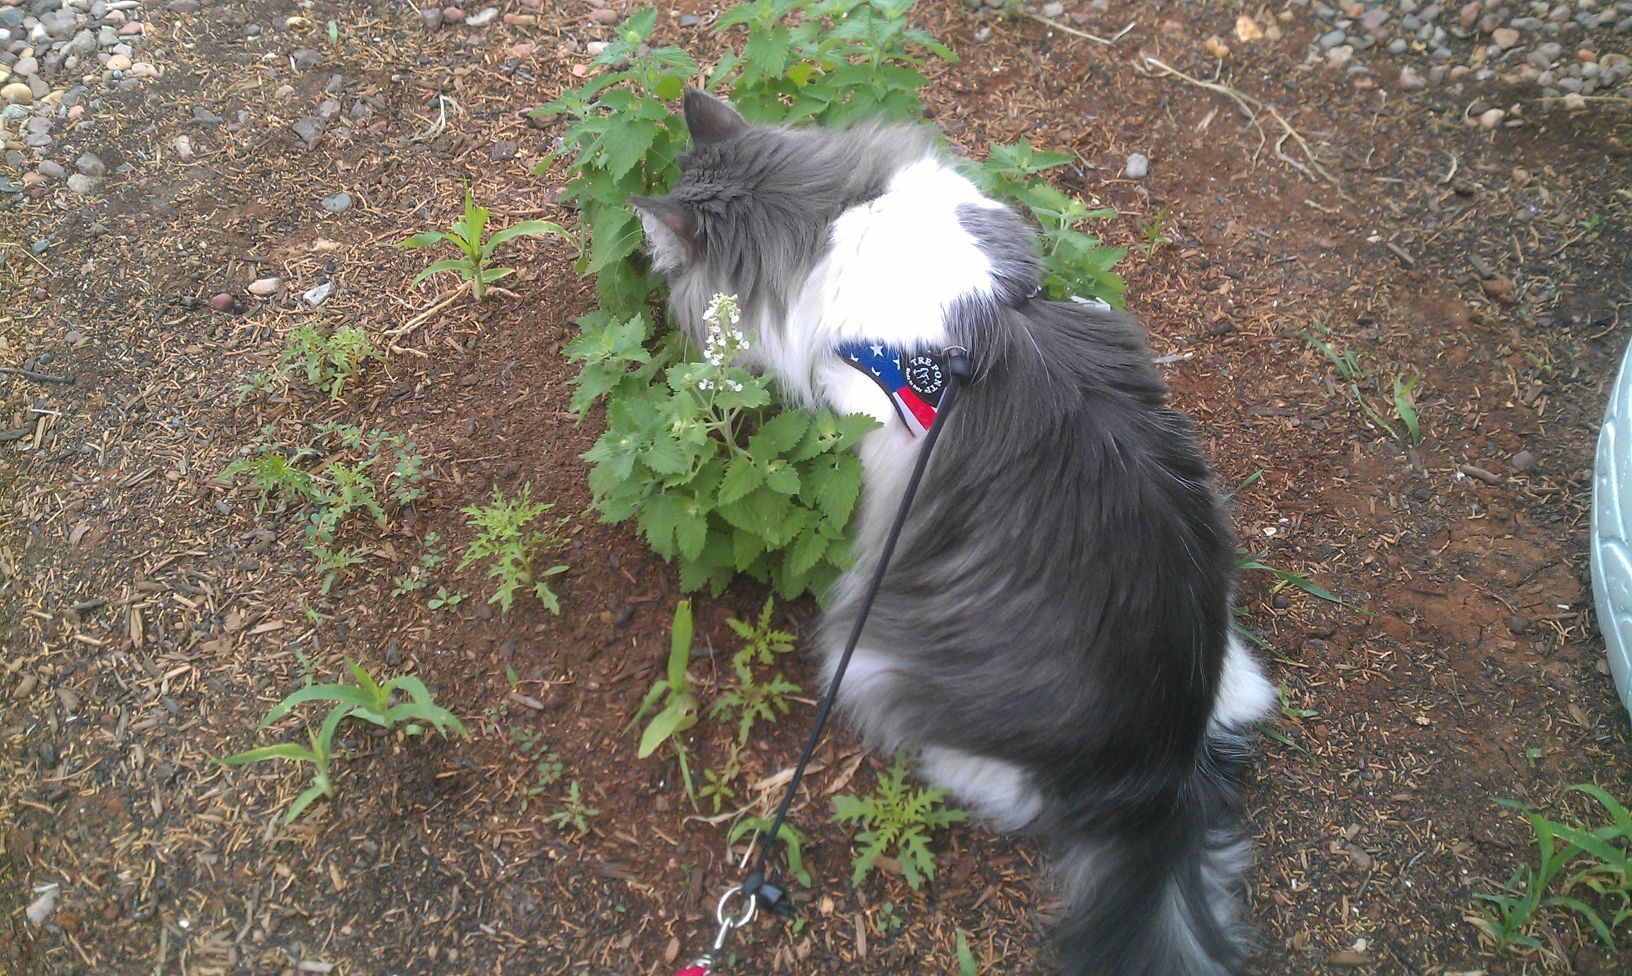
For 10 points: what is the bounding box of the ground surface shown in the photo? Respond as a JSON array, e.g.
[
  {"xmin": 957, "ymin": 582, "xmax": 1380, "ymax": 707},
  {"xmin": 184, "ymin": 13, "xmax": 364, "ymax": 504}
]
[{"xmin": 3, "ymin": 0, "xmax": 1632, "ymax": 974}]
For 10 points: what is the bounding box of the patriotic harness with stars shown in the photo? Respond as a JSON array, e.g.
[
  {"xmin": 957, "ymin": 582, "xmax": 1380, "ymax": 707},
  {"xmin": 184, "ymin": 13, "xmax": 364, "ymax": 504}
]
[{"xmin": 837, "ymin": 342, "xmax": 953, "ymax": 437}]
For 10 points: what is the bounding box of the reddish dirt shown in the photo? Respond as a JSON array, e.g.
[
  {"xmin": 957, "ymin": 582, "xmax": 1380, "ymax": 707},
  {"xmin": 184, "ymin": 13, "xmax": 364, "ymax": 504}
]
[{"xmin": 2, "ymin": 0, "xmax": 1630, "ymax": 974}]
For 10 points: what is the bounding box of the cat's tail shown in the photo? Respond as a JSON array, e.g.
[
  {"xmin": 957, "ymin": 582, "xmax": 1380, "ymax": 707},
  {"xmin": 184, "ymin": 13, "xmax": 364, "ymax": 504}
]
[{"xmin": 1048, "ymin": 725, "xmax": 1258, "ymax": 976}]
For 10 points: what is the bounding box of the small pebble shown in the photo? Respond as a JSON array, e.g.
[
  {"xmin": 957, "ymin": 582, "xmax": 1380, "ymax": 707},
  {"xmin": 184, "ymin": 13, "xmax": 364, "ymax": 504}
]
[
  {"xmin": 464, "ymin": 6, "xmax": 497, "ymax": 26},
  {"xmin": 320, "ymin": 191, "xmax": 351, "ymax": 212},
  {"xmin": 303, "ymin": 281, "xmax": 334, "ymax": 306},
  {"xmin": 588, "ymin": 7, "xmax": 618, "ymax": 25},
  {"xmin": 1123, "ymin": 152, "xmax": 1149, "ymax": 179},
  {"xmin": 208, "ymin": 292, "xmax": 234, "ymax": 311},
  {"xmin": 246, "ymin": 276, "xmax": 283, "ymax": 297},
  {"xmin": 74, "ymin": 151, "xmax": 105, "ymax": 177},
  {"xmin": 419, "ymin": 6, "xmax": 442, "ymax": 28},
  {"xmin": 1510, "ymin": 449, "xmax": 1536, "ymax": 471}
]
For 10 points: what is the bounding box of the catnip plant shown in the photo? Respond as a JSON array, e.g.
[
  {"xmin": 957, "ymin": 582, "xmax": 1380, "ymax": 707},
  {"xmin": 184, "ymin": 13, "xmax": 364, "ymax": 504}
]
[{"xmin": 538, "ymin": 0, "xmax": 1125, "ymax": 600}]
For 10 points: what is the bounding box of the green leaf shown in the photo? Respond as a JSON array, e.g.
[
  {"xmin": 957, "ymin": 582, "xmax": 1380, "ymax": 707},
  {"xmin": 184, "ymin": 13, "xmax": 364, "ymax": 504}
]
[
  {"xmin": 653, "ymin": 73, "xmax": 685, "ymax": 101},
  {"xmin": 220, "ymin": 742, "xmax": 320, "ymax": 766},
  {"xmin": 410, "ymin": 257, "xmax": 473, "ymax": 288},
  {"xmin": 719, "ymin": 455, "xmax": 765, "ymax": 505},
  {"xmin": 396, "ymin": 231, "xmax": 450, "ymax": 249},
  {"xmin": 285, "ymin": 783, "xmax": 330, "ymax": 823},
  {"xmin": 675, "ymin": 508, "xmax": 709, "ymax": 561},
  {"xmin": 638, "ymin": 702, "xmax": 693, "ymax": 758},
  {"xmin": 258, "ymin": 683, "xmax": 374, "ymax": 728},
  {"xmin": 748, "ymin": 409, "xmax": 810, "ymax": 457},
  {"xmin": 482, "ymin": 220, "xmax": 573, "ymax": 259}
]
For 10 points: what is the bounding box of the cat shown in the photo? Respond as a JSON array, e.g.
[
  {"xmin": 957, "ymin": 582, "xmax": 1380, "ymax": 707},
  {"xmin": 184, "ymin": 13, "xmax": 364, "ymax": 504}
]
[{"xmin": 632, "ymin": 89, "xmax": 1277, "ymax": 976}]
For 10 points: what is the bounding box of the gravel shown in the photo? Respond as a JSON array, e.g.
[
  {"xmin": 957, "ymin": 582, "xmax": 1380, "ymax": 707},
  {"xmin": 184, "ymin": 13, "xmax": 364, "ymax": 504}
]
[{"xmin": 1293, "ymin": 0, "xmax": 1632, "ymax": 109}]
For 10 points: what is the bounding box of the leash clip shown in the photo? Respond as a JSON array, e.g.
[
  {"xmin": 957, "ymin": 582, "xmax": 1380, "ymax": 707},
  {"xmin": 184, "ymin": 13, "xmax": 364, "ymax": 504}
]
[{"xmin": 674, "ymin": 885, "xmax": 757, "ymax": 976}]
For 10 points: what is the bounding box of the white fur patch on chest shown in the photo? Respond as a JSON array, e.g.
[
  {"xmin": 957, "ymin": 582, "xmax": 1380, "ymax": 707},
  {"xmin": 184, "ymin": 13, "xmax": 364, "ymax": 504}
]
[{"xmin": 769, "ymin": 156, "xmax": 1002, "ymax": 422}]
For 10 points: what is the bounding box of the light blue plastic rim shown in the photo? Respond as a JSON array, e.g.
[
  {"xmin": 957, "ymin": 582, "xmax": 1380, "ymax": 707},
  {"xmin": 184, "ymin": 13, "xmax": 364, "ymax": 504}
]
[{"xmin": 1590, "ymin": 332, "xmax": 1632, "ymax": 720}]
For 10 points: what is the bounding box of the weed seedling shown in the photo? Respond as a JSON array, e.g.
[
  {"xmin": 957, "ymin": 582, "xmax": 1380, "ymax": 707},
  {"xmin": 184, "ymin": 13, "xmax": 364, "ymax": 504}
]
[
  {"xmin": 458, "ymin": 484, "xmax": 570, "ymax": 614},
  {"xmin": 220, "ymin": 449, "xmax": 319, "ymax": 513},
  {"xmin": 428, "ymin": 586, "xmax": 465, "ymax": 611},
  {"xmin": 698, "ymin": 744, "xmax": 743, "ymax": 814},
  {"xmin": 280, "ymin": 323, "xmax": 383, "ymax": 400},
  {"xmin": 220, "ymin": 699, "xmax": 349, "ymax": 823},
  {"xmin": 956, "ymin": 929, "xmax": 980, "ymax": 976},
  {"xmin": 726, "ymin": 596, "xmax": 795, "ymax": 666},
  {"xmin": 727, "ymin": 816, "xmax": 812, "ymax": 887},
  {"xmin": 221, "ymin": 659, "xmax": 465, "ymax": 822},
  {"xmin": 1473, "ymin": 784, "xmax": 1632, "ymax": 950},
  {"xmin": 1299, "ymin": 321, "xmax": 1406, "ymax": 440},
  {"xmin": 1392, "ymin": 373, "xmax": 1422, "ymax": 444},
  {"xmin": 1139, "ymin": 205, "xmax": 1173, "ymax": 256},
  {"xmin": 550, "ymin": 780, "xmax": 600, "ymax": 838},
  {"xmin": 398, "ymin": 189, "xmax": 573, "ymax": 302},
  {"xmin": 709, "ymin": 657, "xmax": 800, "ymax": 745},
  {"xmin": 392, "ymin": 532, "xmax": 448, "ymax": 595},
  {"xmin": 831, "ymin": 753, "xmax": 966, "ymax": 889},
  {"xmin": 310, "ymin": 543, "xmax": 367, "ymax": 595},
  {"xmin": 626, "ymin": 600, "xmax": 700, "ymax": 801}
]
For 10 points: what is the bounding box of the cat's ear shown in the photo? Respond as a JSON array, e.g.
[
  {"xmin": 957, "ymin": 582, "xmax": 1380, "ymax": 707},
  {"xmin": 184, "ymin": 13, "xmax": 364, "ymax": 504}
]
[
  {"xmin": 682, "ymin": 88, "xmax": 748, "ymax": 145},
  {"xmin": 630, "ymin": 195, "xmax": 697, "ymax": 268}
]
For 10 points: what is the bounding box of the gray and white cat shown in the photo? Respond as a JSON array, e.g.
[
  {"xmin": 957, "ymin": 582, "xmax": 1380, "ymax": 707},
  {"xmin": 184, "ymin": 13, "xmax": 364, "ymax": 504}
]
[{"xmin": 633, "ymin": 90, "xmax": 1276, "ymax": 976}]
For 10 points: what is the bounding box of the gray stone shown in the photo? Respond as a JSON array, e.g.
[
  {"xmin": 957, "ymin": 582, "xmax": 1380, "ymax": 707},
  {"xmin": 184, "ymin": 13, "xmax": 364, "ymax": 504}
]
[
  {"xmin": 290, "ymin": 47, "xmax": 319, "ymax": 70},
  {"xmin": 1042, "ymin": 0, "xmax": 1065, "ymax": 16},
  {"xmin": 1400, "ymin": 65, "xmax": 1429, "ymax": 88},
  {"xmin": 191, "ymin": 105, "xmax": 222, "ymax": 126},
  {"xmin": 65, "ymin": 27, "xmax": 93, "ymax": 55},
  {"xmin": 302, "ymin": 281, "xmax": 334, "ymax": 305},
  {"xmin": 290, "ymin": 116, "xmax": 325, "ymax": 142},
  {"xmin": 678, "ymin": 13, "xmax": 699, "ymax": 26},
  {"xmin": 320, "ymin": 191, "xmax": 351, "ymax": 213},
  {"xmin": 11, "ymin": 54, "xmax": 34, "ymax": 75},
  {"xmin": 74, "ymin": 151, "xmax": 104, "ymax": 176},
  {"xmin": 1388, "ymin": 36, "xmax": 1409, "ymax": 52},
  {"xmin": 0, "ymin": 8, "xmax": 22, "ymax": 29},
  {"xmin": 1319, "ymin": 27, "xmax": 1348, "ymax": 46},
  {"xmin": 465, "ymin": 5, "xmax": 497, "ymax": 26},
  {"xmin": 1123, "ymin": 152, "xmax": 1149, "ymax": 180},
  {"xmin": 66, "ymin": 172, "xmax": 98, "ymax": 193},
  {"xmin": 37, "ymin": 158, "xmax": 62, "ymax": 178}
]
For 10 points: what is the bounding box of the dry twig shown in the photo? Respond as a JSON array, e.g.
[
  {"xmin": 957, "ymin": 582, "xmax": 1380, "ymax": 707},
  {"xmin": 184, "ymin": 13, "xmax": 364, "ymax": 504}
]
[{"xmin": 1137, "ymin": 55, "xmax": 1349, "ymax": 198}]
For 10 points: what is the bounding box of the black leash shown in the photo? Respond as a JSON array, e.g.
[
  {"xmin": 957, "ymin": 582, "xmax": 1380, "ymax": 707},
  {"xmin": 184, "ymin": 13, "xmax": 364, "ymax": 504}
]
[{"xmin": 673, "ymin": 346, "xmax": 974, "ymax": 975}]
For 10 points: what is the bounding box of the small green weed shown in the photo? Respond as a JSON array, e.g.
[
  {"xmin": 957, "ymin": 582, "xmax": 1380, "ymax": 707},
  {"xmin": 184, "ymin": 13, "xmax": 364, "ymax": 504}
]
[
  {"xmin": 1473, "ymin": 784, "xmax": 1632, "ymax": 950},
  {"xmin": 221, "ymin": 448, "xmax": 320, "ymax": 513},
  {"xmin": 626, "ymin": 600, "xmax": 699, "ymax": 800},
  {"xmin": 1392, "ymin": 373, "xmax": 1422, "ymax": 444},
  {"xmin": 427, "ymin": 586, "xmax": 465, "ymax": 611},
  {"xmin": 1139, "ymin": 205, "xmax": 1173, "ymax": 257},
  {"xmin": 1237, "ymin": 549, "xmax": 1365, "ymax": 612},
  {"xmin": 965, "ymin": 137, "xmax": 1123, "ymax": 305},
  {"xmin": 220, "ymin": 659, "xmax": 466, "ymax": 822},
  {"xmin": 281, "ymin": 323, "xmax": 383, "ymax": 401},
  {"xmin": 550, "ymin": 780, "xmax": 600, "ymax": 838},
  {"xmin": 956, "ymin": 929, "xmax": 980, "ymax": 976},
  {"xmin": 710, "ymin": 657, "xmax": 800, "ymax": 745},
  {"xmin": 1299, "ymin": 322, "xmax": 1414, "ymax": 441},
  {"xmin": 310, "ymin": 543, "xmax": 367, "ymax": 595},
  {"xmin": 831, "ymin": 753, "xmax": 966, "ymax": 889},
  {"xmin": 1276, "ymin": 682, "xmax": 1317, "ymax": 720},
  {"xmin": 698, "ymin": 744, "xmax": 743, "ymax": 814},
  {"xmin": 398, "ymin": 189, "xmax": 573, "ymax": 302},
  {"xmin": 457, "ymin": 484, "xmax": 570, "ymax": 614},
  {"xmin": 392, "ymin": 531, "xmax": 449, "ymax": 596},
  {"xmin": 728, "ymin": 816, "xmax": 812, "ymax": 887},
  {"xmin": 727, "ymin": 596, "xmax": 796, "ymax": 666}
]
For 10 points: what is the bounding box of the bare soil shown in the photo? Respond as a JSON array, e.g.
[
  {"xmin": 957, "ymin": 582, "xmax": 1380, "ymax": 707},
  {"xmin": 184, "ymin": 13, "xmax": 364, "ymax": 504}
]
[{"xmin": 3, "ymin": 1, "xmax": 1631, "ymax": 974}]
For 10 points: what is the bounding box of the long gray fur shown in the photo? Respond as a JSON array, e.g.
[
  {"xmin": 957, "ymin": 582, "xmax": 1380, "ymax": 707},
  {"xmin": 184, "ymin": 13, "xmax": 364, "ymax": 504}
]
[{"xmin": 632, "ymin": 89, "xmax": 1262, "ymax": 976}]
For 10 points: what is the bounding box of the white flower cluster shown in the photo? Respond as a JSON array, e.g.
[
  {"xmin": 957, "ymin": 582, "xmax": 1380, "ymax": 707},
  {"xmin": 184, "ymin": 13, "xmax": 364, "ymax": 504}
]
[{"xmin": 697, "ymin": 293, "xmax": 748, "ymax": 392}]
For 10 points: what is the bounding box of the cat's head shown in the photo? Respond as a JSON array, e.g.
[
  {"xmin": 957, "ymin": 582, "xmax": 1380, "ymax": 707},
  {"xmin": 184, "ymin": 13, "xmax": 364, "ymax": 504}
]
[{"xmin": 630, "ymin": 90, "xmax": 933, "ymax": 345}]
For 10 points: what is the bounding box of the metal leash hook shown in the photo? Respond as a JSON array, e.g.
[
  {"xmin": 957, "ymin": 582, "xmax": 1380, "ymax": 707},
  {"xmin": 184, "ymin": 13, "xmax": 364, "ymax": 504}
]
[{"xmin": 672, "ymin": 885, "xmax": 757, "ymax": 976}]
